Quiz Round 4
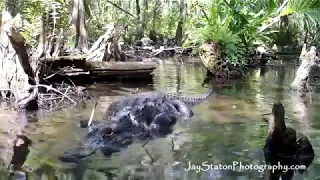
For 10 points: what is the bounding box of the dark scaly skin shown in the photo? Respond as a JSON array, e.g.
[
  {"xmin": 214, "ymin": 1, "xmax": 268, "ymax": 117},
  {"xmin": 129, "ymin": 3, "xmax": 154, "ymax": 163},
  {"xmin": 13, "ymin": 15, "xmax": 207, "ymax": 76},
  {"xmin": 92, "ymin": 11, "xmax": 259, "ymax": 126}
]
[
  {"xmin": 59, "ymin": 90, "xmax": 213, "ymax": 163},
  {"xmin": 105, "ymin": 89, "xmax": 214, "ymax": 118}
]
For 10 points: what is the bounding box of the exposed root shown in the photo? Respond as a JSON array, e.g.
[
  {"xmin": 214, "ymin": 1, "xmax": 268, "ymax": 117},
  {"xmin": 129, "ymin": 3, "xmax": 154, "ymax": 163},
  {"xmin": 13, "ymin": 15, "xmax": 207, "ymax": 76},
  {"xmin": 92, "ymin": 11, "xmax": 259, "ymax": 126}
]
[
  {"xmin": 290, "ymin": 45, "xmax": 320, "ymax": 95},
  {"xmin": 0, "ymin": 83, "xmax": 91, "ymax": 111},
  {"xmin": 38, "ymin": 84, "xmax": 91, "ymax": 111},
  {"xmin": 29, "ymin": 84, "xmax": 77, "ymax": 105}
]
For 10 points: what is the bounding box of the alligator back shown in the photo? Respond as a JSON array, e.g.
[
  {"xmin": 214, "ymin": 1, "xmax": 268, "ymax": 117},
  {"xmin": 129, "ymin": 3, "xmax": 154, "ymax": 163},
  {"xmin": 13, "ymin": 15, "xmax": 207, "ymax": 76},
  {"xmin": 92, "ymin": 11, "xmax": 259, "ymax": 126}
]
[
  {"xmin": 105, "ymin": 89, "xmax": 214, "ymax": 119},
  {"xmin": 166, "ymin": 89, "xmax": 214, "ymax": 107}
]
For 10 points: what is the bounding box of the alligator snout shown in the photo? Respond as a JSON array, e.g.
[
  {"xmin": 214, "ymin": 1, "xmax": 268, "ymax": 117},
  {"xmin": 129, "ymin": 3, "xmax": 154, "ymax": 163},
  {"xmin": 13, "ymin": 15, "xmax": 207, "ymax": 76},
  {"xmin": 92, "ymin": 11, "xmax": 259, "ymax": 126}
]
[
  {"xmin": 58, "ymin": 148, "xmax": 97, "ymax": 163},
  {"xmin": 60, "ymin": 122, "xmax": 135, "ymax": 163}
]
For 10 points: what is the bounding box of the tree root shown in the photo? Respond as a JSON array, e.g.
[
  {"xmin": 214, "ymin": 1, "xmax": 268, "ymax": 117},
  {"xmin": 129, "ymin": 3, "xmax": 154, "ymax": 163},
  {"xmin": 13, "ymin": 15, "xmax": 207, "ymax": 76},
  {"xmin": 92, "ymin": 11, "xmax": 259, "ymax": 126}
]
[
  {"xmin": 290, "ymin": 45, "xmax": 319, "ymax": 95},
  {"xmin": 1, "ymin": 83, "xmax": 91, "ymax": 111},
  {"xmin": 29, "ymin": 84, "xmax": 77, "ymax": 105}
]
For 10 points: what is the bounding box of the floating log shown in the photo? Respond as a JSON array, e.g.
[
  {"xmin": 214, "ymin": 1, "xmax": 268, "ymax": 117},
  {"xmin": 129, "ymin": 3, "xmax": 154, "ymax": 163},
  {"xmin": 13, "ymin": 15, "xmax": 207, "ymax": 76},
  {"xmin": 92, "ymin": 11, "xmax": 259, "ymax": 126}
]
[
  {"xmin": 85, "ymin": 61, "xmax": 157, "ymax": 71},
  {"xmin": 40, "ymin": 55, "xmax": 87, "ymax": 61}
]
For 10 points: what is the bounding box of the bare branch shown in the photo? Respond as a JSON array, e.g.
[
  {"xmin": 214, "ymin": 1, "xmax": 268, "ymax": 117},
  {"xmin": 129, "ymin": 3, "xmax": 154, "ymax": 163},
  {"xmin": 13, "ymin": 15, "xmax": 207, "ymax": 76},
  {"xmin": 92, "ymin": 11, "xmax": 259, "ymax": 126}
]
[
  {"xmin": 106, "ymin": 0, "xmax": 136, "ymax": 18},
  {"xmin": 28, "ymin": 84, "xmax": 77, "ymax": 105}
]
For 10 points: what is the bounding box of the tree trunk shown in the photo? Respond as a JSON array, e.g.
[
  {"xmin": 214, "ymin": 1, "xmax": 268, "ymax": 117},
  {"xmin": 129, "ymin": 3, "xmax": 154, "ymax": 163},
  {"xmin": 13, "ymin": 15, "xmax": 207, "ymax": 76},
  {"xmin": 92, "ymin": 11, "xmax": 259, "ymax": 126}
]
[
  {"xmin": 71, "ymin": 0, "xmax": 88, "ymax": 53},
  {"xmin": 135, "ymin": 0, "xmax": 143, "ymax": 40},
  {"xmin": 141, "ymin": 0, "xmax": 148, "ymax": 33},
  {"xmin": 290, "ymin": 46, "xmax": 319, "ymax": 94},
  {"xmin": 86, "ymin": 22, "xmax": 125, "ymax": 62},
  {"xmin": 149, "ymin": 0, "xmax": 160, "ymax": 42},
  {"xmin": 136, "ymin": 0, "xmax": 148, "ymax": 40},
  {"xmin": 0, "ymin": 10, "xmax": 39, "ymax": 111},
  {"xmin": 175, "ymin": 0, "xmax": 184, "ymax": 46},
  {"xmin": 136, "ymin": 0, "xmax": 140, "ymax": 16}
]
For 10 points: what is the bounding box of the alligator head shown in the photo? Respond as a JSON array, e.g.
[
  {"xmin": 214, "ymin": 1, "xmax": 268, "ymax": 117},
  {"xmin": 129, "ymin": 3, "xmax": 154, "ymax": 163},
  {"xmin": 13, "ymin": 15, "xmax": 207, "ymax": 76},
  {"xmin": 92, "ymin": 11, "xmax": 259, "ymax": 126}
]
[
  {"xmin": 59, "ymin": 113, "xmax": 136, "ymax": 163},
  {"xmin": 59, "ymin": 104, "xmax": 178, "ymax": 163}
]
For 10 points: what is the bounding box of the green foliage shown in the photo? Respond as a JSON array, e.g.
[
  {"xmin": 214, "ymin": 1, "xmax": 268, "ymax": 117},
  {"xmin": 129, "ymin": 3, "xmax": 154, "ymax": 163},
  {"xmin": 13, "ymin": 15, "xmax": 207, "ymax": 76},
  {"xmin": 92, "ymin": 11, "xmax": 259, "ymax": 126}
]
[
  {"xmin": 0, "ymin": 167, "xmax": 9, "ymax": 179},
  {"xmin": 153, "ymin": 7, "xmax": 180, "ymax": 37},
  {"xmin": 284, "ymin": 0, "xmax": 320, "ymax": 44},
  {"xmin": 3, "ymin": 0, "xmax": 320, "ymax": 58},
  {"xmin": 21, "ymin": 0, "xmax": 45, "ymax": 46},
  {"xmin": 19, "ymin": 0, "xmax": 70, "ymax": 47},
  {"xmin": 0, "ymin": 0, "xmax": 6, "ymax": 12},
  {"xmin": 184, "ymin": 0, "xmax": 275, "ymax": 66}
]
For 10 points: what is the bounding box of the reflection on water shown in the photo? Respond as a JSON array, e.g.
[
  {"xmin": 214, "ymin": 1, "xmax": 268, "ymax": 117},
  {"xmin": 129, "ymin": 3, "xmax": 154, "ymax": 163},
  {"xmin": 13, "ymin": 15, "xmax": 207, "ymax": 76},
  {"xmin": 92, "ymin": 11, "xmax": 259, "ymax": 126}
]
[{"xmin": 1, "ymin": 58, "xmax": 320, "ymax": 179}]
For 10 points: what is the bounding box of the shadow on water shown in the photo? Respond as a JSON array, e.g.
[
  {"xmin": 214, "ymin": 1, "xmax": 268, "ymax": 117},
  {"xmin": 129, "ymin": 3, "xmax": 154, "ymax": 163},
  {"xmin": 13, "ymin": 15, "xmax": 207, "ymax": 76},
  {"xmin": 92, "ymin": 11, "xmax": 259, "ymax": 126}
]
[{"xmin": 1, "ymin": 58, "xmax": 320, "ymax": 179}]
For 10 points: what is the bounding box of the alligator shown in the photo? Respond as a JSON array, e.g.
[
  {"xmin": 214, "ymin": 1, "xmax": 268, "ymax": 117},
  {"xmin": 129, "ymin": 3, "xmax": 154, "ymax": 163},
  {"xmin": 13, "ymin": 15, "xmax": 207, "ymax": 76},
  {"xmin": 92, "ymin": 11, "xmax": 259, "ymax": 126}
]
[{"xmin": 59, "ymin": 89, "xmax": 214, "ymax": 163}]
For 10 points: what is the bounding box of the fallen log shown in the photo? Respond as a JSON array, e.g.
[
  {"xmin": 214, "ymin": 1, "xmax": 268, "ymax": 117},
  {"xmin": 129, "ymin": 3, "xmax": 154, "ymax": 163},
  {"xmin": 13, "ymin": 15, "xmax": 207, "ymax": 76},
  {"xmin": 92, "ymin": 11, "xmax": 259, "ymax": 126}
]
[
  {"xmin": 85, "ymin": 61, "xmax": 157, "ymax": 71},
  {"xmin": 0, "ymin": 10, "xmax": 83, "ymax": 111},
  {"xmin": 0, "ymin": 10, "xmax": 38, "ymax": 111}
]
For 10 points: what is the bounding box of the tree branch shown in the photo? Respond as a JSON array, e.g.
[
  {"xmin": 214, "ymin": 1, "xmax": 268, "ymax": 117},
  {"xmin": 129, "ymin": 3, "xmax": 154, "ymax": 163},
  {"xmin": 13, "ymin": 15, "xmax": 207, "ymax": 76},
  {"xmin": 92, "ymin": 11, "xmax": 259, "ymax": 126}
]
[
  {"xmin": 106, "ymin": 0, "xmax": 136, "ymax": 18},
  {"xmin": 258, "ymin": 0, "xmax": 289, "ymax": 33}
]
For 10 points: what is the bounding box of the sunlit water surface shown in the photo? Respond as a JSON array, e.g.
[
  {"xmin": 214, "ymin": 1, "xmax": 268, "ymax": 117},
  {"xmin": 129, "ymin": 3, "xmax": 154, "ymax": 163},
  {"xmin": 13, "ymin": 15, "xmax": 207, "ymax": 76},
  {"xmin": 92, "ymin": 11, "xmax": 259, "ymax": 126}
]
[{"xmin": 1, "ymin": 58, "xmax": 320, "ymax": 180}]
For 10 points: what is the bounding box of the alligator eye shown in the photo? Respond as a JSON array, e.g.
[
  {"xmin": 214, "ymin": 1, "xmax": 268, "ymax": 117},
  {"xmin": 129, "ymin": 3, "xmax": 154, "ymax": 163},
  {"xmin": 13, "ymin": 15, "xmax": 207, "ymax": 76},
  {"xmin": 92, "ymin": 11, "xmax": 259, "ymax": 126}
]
[{"xmin": 102, "ymin": 127, "xmax": 113, "ymax": 137}]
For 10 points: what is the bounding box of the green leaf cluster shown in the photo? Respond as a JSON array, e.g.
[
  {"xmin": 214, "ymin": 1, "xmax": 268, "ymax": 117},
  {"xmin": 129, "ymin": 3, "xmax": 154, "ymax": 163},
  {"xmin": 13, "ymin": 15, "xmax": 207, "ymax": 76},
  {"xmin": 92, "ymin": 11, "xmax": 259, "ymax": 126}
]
[
  {"xmin": 184, "ymin": 0, "xmax": 320, "ymax": 66},
  {"xmin": 184, "ymin": 0, "xmax": 276, "ymax": 66}
]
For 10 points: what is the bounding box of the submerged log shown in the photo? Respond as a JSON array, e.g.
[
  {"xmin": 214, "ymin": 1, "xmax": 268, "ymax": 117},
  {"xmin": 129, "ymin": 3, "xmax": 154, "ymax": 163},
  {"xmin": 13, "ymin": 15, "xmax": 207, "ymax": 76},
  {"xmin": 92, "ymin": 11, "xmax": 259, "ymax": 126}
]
[
  {"xmin": 290, "ymin": 45, "xmax": 319, "ymax": 94},
  {"xmin": 86, "ymin": 22, "xmax": 126, "ymax": 62}
]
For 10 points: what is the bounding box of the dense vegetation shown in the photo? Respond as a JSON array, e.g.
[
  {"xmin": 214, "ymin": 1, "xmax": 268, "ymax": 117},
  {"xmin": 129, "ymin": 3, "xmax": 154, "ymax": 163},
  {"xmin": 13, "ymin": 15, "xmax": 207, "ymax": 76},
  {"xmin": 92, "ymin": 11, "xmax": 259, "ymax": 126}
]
[{"xmin": 1, "ymin": 0, "xmax": 320, "ymax": 66}]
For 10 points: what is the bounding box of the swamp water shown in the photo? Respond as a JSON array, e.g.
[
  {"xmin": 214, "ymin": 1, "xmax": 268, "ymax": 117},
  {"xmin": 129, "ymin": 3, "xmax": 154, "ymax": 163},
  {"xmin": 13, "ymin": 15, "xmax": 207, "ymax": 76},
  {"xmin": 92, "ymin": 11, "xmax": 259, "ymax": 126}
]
[{"xmin": 0, "ymin": 58, "xmax": 320, "ymax": 180}]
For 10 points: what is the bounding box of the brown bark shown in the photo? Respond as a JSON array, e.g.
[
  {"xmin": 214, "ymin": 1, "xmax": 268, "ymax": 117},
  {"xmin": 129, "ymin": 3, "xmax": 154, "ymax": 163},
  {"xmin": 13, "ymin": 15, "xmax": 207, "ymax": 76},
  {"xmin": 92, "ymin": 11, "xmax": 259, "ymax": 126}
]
[
  {"xmin": 71, "ymin": 0, "xmax": 88, "ymax": 53},
  {"xmin": 175, "ymin": 0, "xmax": 184, "ymax": 46},
  {"xmin": 136, "ymin": 0, "xmax": 140, "ymax": 16}
]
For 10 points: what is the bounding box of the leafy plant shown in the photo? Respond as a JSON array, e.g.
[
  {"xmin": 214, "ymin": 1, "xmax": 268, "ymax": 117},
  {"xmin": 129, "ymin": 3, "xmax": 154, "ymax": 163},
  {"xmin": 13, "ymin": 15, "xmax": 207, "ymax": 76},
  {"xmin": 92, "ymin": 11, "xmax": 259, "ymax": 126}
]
[{"xmin": 184, "ymin": 0, "xmax": 282, "ymax": 66}]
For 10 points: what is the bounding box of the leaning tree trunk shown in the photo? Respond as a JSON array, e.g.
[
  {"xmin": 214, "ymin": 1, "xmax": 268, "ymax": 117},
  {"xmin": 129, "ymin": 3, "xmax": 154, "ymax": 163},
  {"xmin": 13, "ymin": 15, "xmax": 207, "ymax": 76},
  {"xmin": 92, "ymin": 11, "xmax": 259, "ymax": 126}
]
[
  {"xmin": 290, "ymin": 45, "xmax": 319, "ymax": 94},
  {"xmin": 71, "ymin": 0, "xmax": 88, "ymax": 53},
  {"xmin": 0, "ymin": 10, "xmax": 39, "ymax": 110},
  {"xmin": 86, "ymin": 22, "xmax": 125, "ymax": 62}
]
